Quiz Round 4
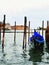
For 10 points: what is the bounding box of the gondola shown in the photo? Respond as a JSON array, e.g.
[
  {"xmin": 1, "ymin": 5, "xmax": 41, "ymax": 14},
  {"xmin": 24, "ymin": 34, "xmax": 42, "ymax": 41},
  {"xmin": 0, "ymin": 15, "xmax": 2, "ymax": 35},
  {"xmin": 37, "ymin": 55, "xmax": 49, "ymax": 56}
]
[{"xmin": 30, "ymin": 31, "xmax": 44, "ymax": 49}]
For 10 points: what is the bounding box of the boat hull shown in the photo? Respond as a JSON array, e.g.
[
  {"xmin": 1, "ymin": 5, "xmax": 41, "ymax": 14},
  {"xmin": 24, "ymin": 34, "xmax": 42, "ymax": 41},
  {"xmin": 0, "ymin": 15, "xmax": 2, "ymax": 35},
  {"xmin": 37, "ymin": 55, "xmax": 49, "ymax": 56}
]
[
  {"xmin": 33, "ymin": 39, "xmax": 44, "ymax": 49},
  {"xmin": 30, "ymin": 37, "xmax": 44, "ymax": 49}
]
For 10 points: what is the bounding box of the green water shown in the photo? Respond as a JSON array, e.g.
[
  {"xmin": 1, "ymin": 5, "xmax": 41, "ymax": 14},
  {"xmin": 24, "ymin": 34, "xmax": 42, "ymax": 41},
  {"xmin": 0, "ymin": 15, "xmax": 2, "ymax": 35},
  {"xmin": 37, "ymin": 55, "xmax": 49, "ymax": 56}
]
[{"xmin": 0, "ymin": 30, "xmax": 49, "ymax": 65}]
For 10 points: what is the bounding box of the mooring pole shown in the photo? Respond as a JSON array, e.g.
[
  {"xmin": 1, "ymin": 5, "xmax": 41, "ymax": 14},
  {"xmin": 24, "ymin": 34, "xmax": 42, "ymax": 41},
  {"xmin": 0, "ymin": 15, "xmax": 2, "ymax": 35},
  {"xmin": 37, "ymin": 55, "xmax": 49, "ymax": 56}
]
[
  {"xmin": 23, "ymin": 16, "xmax": 27, "ymax": 49},
  {"xmin": 33, "ymin": 29, "xmax": 36, "ymax": 48},
  {"xmin": 2, "ymin": 15, "xmax": 6, "ymax": 52},
  {"xmin": 0, "ymin": 22, "xmax": 1, "ymax": 44},
  {"xmin": 14, "ymin": 21, "xmax": 16, "ymax": 45},
  {"xmin": 42, "ymin": 20, "xmax": 44, "ymax": 36},
  {"xmin": 47, "ymin": 21, "xmax": 49, "ymax": 28},
  {"xmin": 39, "ymin": 29, "xmax": 40, "ymax": 34},
  {"xmin": 28, "ymin": 21, "xmax": 30, "ymax": 44},
  {"xmin": 38, "ymin": 27, "xmax": 40, "ymax": 34}
]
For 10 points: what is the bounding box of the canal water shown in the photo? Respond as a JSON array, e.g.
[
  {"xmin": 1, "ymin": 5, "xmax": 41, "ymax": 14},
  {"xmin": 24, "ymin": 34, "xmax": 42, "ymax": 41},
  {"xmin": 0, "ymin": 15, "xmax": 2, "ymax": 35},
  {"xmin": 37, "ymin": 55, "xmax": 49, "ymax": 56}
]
[{"xmin": 0, "ymin": 30, "xmax": 49, "ymax": 65}]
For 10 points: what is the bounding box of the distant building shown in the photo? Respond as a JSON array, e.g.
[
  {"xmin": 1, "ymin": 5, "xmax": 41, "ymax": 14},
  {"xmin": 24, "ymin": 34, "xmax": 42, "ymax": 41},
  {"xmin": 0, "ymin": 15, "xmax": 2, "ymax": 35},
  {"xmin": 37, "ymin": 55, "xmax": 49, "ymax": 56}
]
[
  {"xmin": 0, "ymin": 22, "xmax": 29, "ymax": 30},
  {"xmin": 0, "ymin": 22, "xmax": 11, "ymax": 30},
  {"xmin": 11, "ymin": 25, "xmax": 29, "ymax": 30},
  {"xmin": 0, "ymin": 22, "xmax": 3, "ymax": 29},
  {"xmin": 5, "ymin": 23, "xmax": 11, "ymax": 30}
]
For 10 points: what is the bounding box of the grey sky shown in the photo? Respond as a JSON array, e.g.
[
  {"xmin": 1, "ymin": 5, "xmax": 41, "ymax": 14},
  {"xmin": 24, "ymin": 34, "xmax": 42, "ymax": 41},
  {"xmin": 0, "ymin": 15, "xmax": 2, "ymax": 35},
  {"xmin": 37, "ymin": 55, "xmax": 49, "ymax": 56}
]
[{"xmin": 0, "ymin": 0, "xmax": 49, "ymax": 28}]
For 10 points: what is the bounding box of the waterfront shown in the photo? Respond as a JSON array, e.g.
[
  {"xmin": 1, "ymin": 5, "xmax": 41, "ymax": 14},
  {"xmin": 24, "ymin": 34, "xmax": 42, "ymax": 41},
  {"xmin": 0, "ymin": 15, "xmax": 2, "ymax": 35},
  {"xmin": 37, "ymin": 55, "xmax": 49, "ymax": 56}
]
[{"xmin": 0, "ymin": 30, "xmax": 49, "ymax": 65}]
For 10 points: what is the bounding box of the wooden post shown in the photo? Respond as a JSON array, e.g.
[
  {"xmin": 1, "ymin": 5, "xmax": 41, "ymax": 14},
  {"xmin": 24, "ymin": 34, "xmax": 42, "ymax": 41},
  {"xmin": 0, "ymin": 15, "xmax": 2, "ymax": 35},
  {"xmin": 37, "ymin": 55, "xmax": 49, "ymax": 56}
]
[
  {"xmin": 31, "ymin": 29, "xmax": 33, "ymax": 35},
  {"xmin": 39, "ymin": 30, "xmax": 40, "ymax": 34},
  {"xmin": 47, "ymin": 21, "xmax": 49, "ymax": 28},
  {"xmin": 0, "ymin": 22, "xmax": 1, "ymax": 44},
  {"xmin": 2, "ymin": 15, "xmax": 6, "ymax": 52},
  {"xmin": 14, "ymin": 21, "xmax": 16, "ymax": 45},
  {"xmin": 33, "ymin": 29, "xmax": 36, "ymax": 48},
  {"xmin": 38, "ymin": 27, "xmax": 40, "ymax": 34},
  {"xmin": 28, "ymin": 21, "xmax": 30, "ymax": 44},
  {"xmin": 0, "ymin": 29, "xmax": 1, "ymax": 44},
  {"xmin": 42, "ymin": 20, "xmax": 44, "ymax": 36},
  {"xmin": 23, "ymin": 16, "xmax": 27, "ymax": 49}
]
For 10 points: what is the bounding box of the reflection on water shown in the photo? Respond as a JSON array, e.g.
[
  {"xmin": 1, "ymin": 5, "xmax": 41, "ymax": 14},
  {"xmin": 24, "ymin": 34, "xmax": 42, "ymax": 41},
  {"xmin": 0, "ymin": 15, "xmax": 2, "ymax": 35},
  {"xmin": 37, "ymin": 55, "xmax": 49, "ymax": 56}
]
[
  {"xmin": 29, "ymin": 47, "xmax": 49, "ymax": 65},
  {"xmin": 29, "ymin": 48, "xmax": 44, "ymax": 62}
]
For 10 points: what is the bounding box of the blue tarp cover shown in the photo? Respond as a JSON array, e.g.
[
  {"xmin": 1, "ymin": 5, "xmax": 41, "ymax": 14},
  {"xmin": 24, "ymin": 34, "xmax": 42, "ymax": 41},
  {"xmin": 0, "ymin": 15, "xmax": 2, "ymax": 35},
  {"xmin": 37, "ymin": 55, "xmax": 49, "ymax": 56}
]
[{"xmin": 30, "ymin": 31, "xmax": 44, "ymax": 44}]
